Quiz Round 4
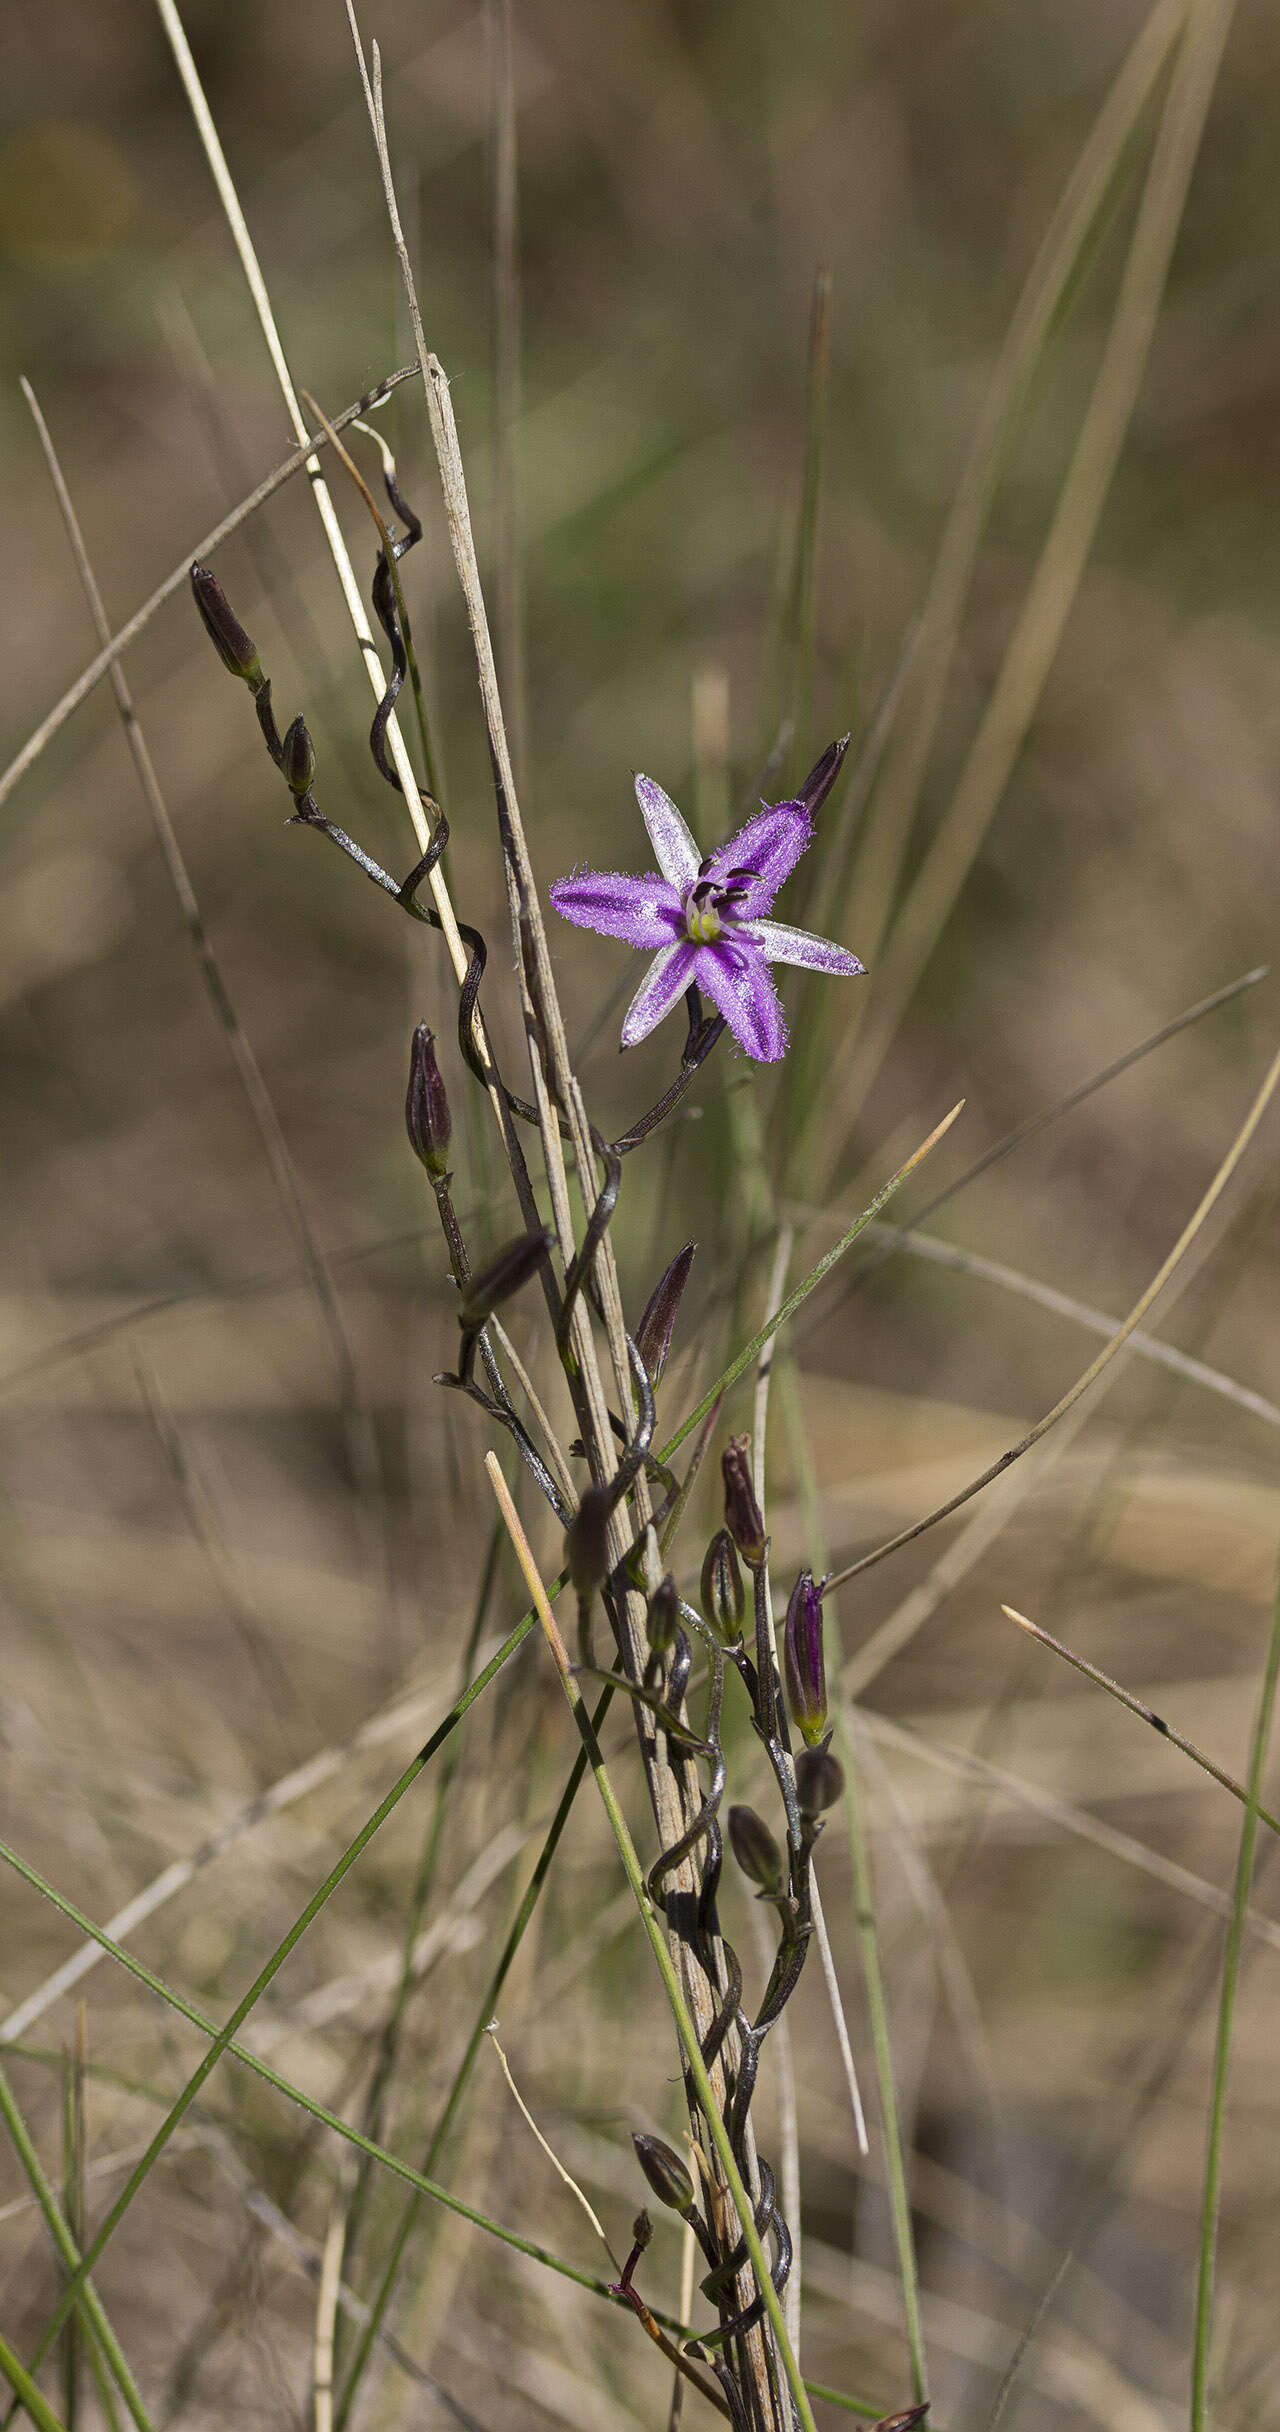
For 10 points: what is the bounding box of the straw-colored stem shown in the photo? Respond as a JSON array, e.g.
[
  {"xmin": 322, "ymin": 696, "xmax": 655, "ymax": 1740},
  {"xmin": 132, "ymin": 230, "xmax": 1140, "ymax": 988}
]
[
  {"xmin": 826, "ymin": 1035, "xmax": 1280, "ymax": 1593},
  {"xmin": 845, "ymin": 0, "xmax": 1236, "ymax": 1121}
]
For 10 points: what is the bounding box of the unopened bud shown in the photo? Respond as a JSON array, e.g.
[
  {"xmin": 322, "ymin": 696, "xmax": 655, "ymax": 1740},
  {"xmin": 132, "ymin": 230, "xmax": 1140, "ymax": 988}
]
[
  {"xmin": 871, "ymin": 2410, "xmax": 928, "ymax": 2432},
  {"xmin": 632, "ymin": 2132, "xmax": 694, "ymax": 2215},
  {"xmin": 190, "ymin": 561, "xmax": 263, "ymax": 688},
  {"xmin": 784, "ymin": 1568, "xmax": 828, "ymax": 1746},
  {"xmin": 405, "ymin": 1024, "xmax": 452, "ymax": 1178},
  {"xmin": 281, "ymin": 712, "xmax": 316, "ymax": 799},
  {"xmin": 700, "ymin": 1528, "xmax": 745, "ymax": 1646},
  {"xmin": 795, "ymin": 1740, "xmax": 844, "ymax": 1820},
  {"xmin": 635, "ymin": 1239, "xmax": 696, "ymax": 1393},
  {"xmin": 795, "ymin": 732, "xmax": 850, "ymax": 822},
  {"xmin": 721, "ymin": 1437, "xmax": 766, "ymax": 1566},
  {"xmin": 458, "ymin": 1229, "xmax": 550, "ymax": 1333},
  {"xmin": 728, "ymin": 1804, "xmax": 785, "ymax": 1896},
  {"xmin": 645, "ymin": 1574, "xmax": 680, "ymax": 1656},
  {"xmin": 631, "ymin": 2208, "xmax": 654, "ymax": 2253},
  {"xmin": 565, "ymin": 1483, "xmax": 612, "ymax": 1603}
]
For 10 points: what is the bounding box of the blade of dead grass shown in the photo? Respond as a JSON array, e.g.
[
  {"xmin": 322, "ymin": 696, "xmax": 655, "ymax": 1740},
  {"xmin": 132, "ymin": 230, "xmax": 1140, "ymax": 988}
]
[
  {"xmin": 0, "ymin": 367, "xmax": 416, "ymax": 822},
  {"xmin": 842, "ymin": 0, "xmax": 1187, "ymax": 1003},
  {"xmin": 864, "ymin": 1225, "xmax": 1280, "ymax": 1433},
  {"xmin": 151, "ymin": 0, "xmax": 550, "ymax": 1259},
  {"xmin": 1004, "ymin": 1606, "xmax": 1280, "ymax": 1838},
  {"xmin": 825, "ymin": 1034, "xmax": 1280, "ymax": 1594},
  {"xmin": 489, "ymin": 0, "xmax": 527, "ymax": 799},
  {"xmin": 1189, "ymin": 1561, "xmax": 1280, "ymax": 2427},
  {"xmin": 330, "ymin": 1529, "xmax": 501, "ymax": 2377},
  {"xmin": 662, "ymin": 1098, "xmax": 964, "ymax": 1460},
  {"xmin": 770, "ymin": 264, "xmax": 831, "ymax": 764},
  {"xmin": 0, "ymin": 1674, "xmax": 472, "ymax": 2045},
  {"xmin": 864, "ymin": 1708, "xmax": 1280, "ymax": 1955},
  {"xmin": 842, "ymin": 0, "xmax": 1238, "ymax": 1125},
  {"xmin": 0, "ymin": 1831, "xmax": 649, "ymax": 2318}
]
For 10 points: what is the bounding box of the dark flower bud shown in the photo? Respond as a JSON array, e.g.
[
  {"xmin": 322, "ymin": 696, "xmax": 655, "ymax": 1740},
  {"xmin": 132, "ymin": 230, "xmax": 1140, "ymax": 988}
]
[
  {"xmin": 645, "ymin": 1573, "xmax": 680, "ymax": 1656},
  {"xmin": 871, "ymin": 2410, "xmax": 928, "ymax": 2432},
  {"xmin": 784, "ymin": 1568, "xmax": 828, "ymax": 1746},
  {"xmin": 631, "ymin": 2208, "xmax": 653, "ymax": 2254},
  {"xmin": 728, "ymin": 1804, "xmax": 785, "ymax": 1896},
  {"xmin": 632, "ymin": 2132, "xmax": 694, "ymax": 2215},
  {"xmin": 796, "ymin": 732, "xmax": 850, "ymax": 822},
  {"xmin": 795, "ymin": 1740, "xmax": 844, "ymax": 1820},
  {"xmin": 635, "ymin": 1239, "xmax": 696, "ymax": 1393},
  {"xmin": 565, "ymin": 1483, "xmax": 613, "ymax": 1603},
  {"xmin": 190, "ymin": 561, "xmax": 263, "ymax": 688},
  {"xmin": 405, "ymin": 1024, "xmax": 452, "ymax": 1179},
  {"xmin": 721, "ymin": 1437, "xmax": 766, "ymax": 1566},
  {"xmin": 458, "ymin": 1228, "xmax": 551, "ymax": 1333},
  {"xmin": 700, "ymin": 1528, "xmax": 745, "ymax": 1646},
  {"xmin": 281, "ymin": 713, "xmax": 316, "ymax": 799}
]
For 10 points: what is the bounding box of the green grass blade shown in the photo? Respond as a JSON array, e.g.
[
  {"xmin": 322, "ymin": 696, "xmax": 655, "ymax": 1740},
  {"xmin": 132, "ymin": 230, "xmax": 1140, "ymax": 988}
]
[
  {"xmin": 658, "ymin": 1099, "xmax": 962, "ymax": 1461},
  {"xmin": 836, "ymin": 1711, "xmax": 929, "ymax": 2408},
  {"xmin": 0, "ymin": 2063, "xmax": 152, "ymax": 2432},
  {"xmin": 0, "ymin": 2330, "xmax": 70, "ymax": 2432},
  {"xmin": 1190, "ymin": 1560, "xmax": 1280, "ymax": 2426}
]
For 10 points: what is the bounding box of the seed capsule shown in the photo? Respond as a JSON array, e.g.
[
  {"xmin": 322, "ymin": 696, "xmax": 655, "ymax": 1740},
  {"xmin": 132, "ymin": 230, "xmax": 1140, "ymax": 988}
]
[
  {"xmin": 189, "ymin": 561, "xmax": 263, "ymax": 688},
  {"xmin": 795, "ymin": 1741, "xmax": 844, "ymax": 1819},
  {"xmin": 458, "ymin": 1229, "xmax": 550, "ymax": 1333},
  {"xmin": 700, "ymin": 1527, "xmax": 745, "ymax": 1646},
  {"xmin": 281, "ymin": 713, "xmax": 316, "ymax": 799},
  {"xmin": 645, "ymin": 1573, "xmax": 680, "ymax": 1656},
  {"xmin": 635, "ymin": 1239, "xmax": 696, "ymax": 1392},
  {"xmin": 721, "ymin": 1436, "xmax": 766, "ymax": 1566},
  {"xmin": 565, "ymin": 1483, "xmax": 613, "ymax": 1603},
  {"xmin": 728, "ymin": 1804, "xmax": 785, "ymax": 1896},
  {"xmin": 784, "ymin": 1568, "xmax": 828, "ymax": 1746},
  {"xmin": 404, "ymin": 1024, "xmax": 452, "ymax": 1178},
  {"xmin": 632, "ymin": 2132, "xmax": 694, "ymax": 2215}
]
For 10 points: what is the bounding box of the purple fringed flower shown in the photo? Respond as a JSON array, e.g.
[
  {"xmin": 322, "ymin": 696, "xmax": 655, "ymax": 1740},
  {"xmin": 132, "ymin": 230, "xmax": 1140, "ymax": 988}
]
[{"xmin": 549, "ymin": 741, "xmax": 865, "ymax": 1062}]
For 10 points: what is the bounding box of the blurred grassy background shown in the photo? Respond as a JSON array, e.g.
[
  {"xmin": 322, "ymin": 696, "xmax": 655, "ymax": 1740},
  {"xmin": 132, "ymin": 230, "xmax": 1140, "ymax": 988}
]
[{"xmin": 2, "ymin": 2, "xmax": 1280, "ymax": 2426}]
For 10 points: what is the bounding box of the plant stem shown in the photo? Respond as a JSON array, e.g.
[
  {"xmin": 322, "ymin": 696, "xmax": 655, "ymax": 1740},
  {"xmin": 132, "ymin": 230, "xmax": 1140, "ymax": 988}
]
[{"xmin": 1190, "ymin": 1561, "xmax": 1280, "ymax": 2426}]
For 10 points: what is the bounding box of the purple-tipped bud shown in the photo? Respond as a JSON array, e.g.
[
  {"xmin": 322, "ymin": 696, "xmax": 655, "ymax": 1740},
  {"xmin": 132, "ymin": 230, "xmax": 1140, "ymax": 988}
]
[
  {"xmin": 795, "ymin": 1740, "xmax": 844, "ymax": 1820},
  {"xmin": 700, "ymin": 1527, "xmax": 745, "ymax": 1646},
  {"xmin": 566, "ymin": 1483, "xmax": 613, "ymax": 1603},
  {"xmin": 635, "ymin": 1239, "xmax": 696, "ymax": 1393},
  {"xmin": 632, "ymin": 2132, "xmax": 694, "ymax": 2214},
  {"xmin": 784, "ymin": 1568, "xmax": 828, "ymax": 1746},
  {"xmin": 728, "ymin": 1804, "xmax": 785, "ymax": 1896},
  {"xmin": 190, "ymin": 561, "xmax": 263, "ymax": 688},
  {"xmin": 646, "ymin": 1573, "xmax": 680, "ymax": 1656},
  {"xmin": 796, "ymin": 733, "xmax": 850, "ymax": 822},
  {"xmin": 281, "ymin": 712, "xmax": 316, "ymax": 799},
  {"xmin": 721, "ymin": 1437, "xmax": 766, "ymax": 1567},
  {"xmin": 405, "ymin": 1023, "xmax": 452, "ymax": 1178},
  {"xmin": 458, "ymin": 1228, "xmax": 551, "ymax": 1333}
]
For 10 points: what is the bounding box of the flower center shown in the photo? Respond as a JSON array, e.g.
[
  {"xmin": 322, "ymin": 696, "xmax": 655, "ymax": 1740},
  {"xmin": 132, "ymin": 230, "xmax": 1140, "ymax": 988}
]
[{"xmin": 683, "ymin": 865, "xmax": 757, "ymax": 946}]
